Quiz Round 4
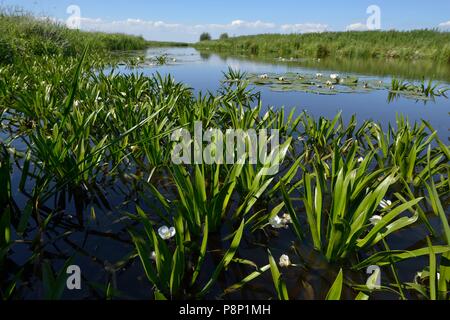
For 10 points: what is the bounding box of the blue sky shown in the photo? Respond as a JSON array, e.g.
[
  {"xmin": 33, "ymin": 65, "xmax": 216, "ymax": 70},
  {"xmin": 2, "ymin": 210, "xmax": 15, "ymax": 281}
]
[{"xmin": 3, "ymin": 0, "xmax": 450, "ymax": 42}]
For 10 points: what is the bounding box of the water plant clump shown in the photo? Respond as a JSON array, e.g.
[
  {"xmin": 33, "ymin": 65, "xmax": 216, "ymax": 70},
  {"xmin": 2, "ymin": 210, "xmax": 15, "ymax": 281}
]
[
  {"xmin": 247, "ymin": 73, "xmax": 450, "ymax": 101},
  {"xmin": 388, "ymin": 77, "xmax": 450, "ymax": 101},
  {"xmin": 248, "ymin": 72, "xmax": 376, "ymax": 95}
]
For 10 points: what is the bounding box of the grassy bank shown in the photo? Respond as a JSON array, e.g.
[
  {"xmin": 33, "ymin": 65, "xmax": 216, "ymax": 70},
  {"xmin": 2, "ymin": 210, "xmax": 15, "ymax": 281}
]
[
  {"xmin": 0, "ymin": 11, "xmax": 151, "ymax": 64},
  {"xmin": 194, "ymin": 30, "xmax": 450, "ymax": 64},
  {"xmin": 146, "ymin": 40, "xmax": 190, "ymax": 47}
]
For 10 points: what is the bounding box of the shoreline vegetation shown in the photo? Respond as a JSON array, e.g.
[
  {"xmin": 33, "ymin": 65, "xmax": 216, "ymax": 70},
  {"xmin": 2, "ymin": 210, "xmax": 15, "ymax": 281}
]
[
  {"xmin": 206, "ymin": 50, "xmax": 450, "ymax": 83},
  {"xmin": 0, "ymin": 12, "xmax": 186, "ymax": 64},
  {"xmin": 1, "ymin": 11, "xmax": 449, "ymax": 300},
  {"xmin": 194, "ymin": 31, "xmax": 450, "ymax": 64},
  {"xmin": 147, "ymin": 41, "xmax": 189, "ymax": 47}
]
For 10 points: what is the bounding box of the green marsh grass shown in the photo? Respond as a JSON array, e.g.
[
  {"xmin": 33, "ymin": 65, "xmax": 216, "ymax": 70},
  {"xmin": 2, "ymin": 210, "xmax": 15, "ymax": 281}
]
[
  {"xmin": 389, "ymin": 77, "xmax": 450, "ymax": 101},
  {"xmin": 0, "ymin": 11, "xmax": 148, "ymax": 64},
  {"xmin": 195, "ymin": 30, "xmax": 450, "ymax": 64}
]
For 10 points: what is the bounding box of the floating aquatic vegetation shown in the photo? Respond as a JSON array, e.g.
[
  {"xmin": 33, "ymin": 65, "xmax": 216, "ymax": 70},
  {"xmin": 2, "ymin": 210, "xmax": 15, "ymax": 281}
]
[
  {"xmin": 247, "ymin": 72, "xmax": 450, "ymax": 102},
  {"xmin": 388, "ymin": 77, "xmax": 450, "ymax": 102},
  {"xmin": 116, "ymin": 53, "xmax": 179, "ymax": 69},
  {"xmin": 153, "ymin": 54, "xmax": 170, "ymax": 66},
  {"xmin": 247, "ymin": 72, "xmax": 386, "ymax": 95}
]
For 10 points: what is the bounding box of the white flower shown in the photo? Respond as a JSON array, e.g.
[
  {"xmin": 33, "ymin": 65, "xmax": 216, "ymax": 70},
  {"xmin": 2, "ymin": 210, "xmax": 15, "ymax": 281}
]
[
  {"xmin": 326, "ymin": 80, "xmax": 333, "ymax": 86},
  {"xmin": 370, "ymin": 215, "xmax": 383, "ymax": 226},
  {"xmin": 279, "ymin": 254, "xmax": 291, "ymax": 268},
  {"xmin": 330, "ymin": 74, "xmax": 340, "ymax": 80},
  {"xmin": 158, "ymin": 226, "xmax": 176, "ymax": 240},
  {"xmin": 150, "ymin": 251, "xmax": 157, "ymax": 261},
  {"xmin": 270, "ymin": 214, "xmax": 292, "ymax": 229},
  {"xmin": 282, "ymin": 214, "xmax": 292, "ymax": 225},
  {"xmin": 259, "ymin": 74, "xmax": 268, "ymax": 79},
  {"xmin": 74, "ymin": 100, "xmax": 80, "ymax": 107},
  {"xmin": 269, "ymin": 216, "xmax": 286, "ymax": 229},
  {"xmin": 316, "ymin": 73, "xmax": 323, "ymax": 77},
  {"xmin": 379, "ymin": 199, "xmax": 392, "ymax": 209},
  {"xmin": 278, "ymin": 77, "xmax": 285, "ymax": 81},
  {"xmin": 415, "ymin": 271, "xmax": 423, "ymax": 282},
  {"xmin": 415, "ymin": 271, "xmax": 440, "ymax": 283},
  {"xmin": 357, "ymin": 157, "xmax": 364, "ymax": 163}
]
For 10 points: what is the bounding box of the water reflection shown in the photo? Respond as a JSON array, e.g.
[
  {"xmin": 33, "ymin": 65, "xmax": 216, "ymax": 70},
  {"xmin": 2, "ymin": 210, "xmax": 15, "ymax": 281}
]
[
  {"xmin": 204, "ymin": 51, "xmax": 450, "ymax": 83},
  {"xmin": 136, "ymin": 47, "xmax": 449, "ymax": 141}
]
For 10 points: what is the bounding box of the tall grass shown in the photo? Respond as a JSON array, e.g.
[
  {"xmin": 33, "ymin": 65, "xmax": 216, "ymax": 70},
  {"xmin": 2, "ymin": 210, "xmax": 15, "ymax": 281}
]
[
  {"xmin": 0, "ymin": 10, "xmax": 148, "ymax": 64},
  {"xmin": 194, "ymin": 30, "xmax": 450, "ymax": 64}
]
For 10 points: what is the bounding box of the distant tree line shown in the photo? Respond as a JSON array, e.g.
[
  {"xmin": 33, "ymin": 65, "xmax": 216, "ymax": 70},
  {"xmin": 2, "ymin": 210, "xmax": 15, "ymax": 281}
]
[{"xmin": 199, "ymin": 32, "xmax": 229, "ymax": 42}]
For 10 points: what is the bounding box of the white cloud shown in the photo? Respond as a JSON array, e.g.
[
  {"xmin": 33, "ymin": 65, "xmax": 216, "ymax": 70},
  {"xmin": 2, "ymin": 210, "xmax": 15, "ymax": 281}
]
[
  {"xmin": 229, "ymin": 20, "xmax": 276, "ymax": 29},
  {"xmin": 192, "ymin": 20, "xmax": 277, "ymax": 33},
  {"xmin": 281, "ymin": 23, "xmax": 328, "ymax": 33},
  {"xmin": 80, "ymin": 17, "xmax": 103, "ymax": 24},
  {"xmin": 67, "ymin": 17, "xmax": 329, "ymax": 42},
  {"xmin": 438, "ymin": 21, "xmax": 450, "ymax": 30},
  {"xmin": 345, "ymin": 22, "xmax": 368, "ymax": 31}
]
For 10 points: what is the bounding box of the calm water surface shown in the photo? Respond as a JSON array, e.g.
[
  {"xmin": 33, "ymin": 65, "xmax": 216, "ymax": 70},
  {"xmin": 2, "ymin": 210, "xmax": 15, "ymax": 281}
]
[{"xmin": 130, "ymin": 47, "xmax": 449, "ymax": 141}]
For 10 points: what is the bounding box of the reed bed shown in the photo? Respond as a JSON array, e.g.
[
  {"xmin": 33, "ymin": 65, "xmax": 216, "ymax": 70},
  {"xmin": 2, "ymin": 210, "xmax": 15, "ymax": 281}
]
[
  {"xmin": 0, "ymin": 10, "xmax": 149, "ymax": 64},
  {"xmin": 194, "ymin": 30, "xmax": 450, "ymax": 64}
]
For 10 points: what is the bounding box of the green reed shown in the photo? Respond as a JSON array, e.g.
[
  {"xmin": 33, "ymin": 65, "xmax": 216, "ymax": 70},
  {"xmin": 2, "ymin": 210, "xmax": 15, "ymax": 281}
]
[{"xmin": 194, "ymin": 30, "xmax": 450, "ymax": 64}]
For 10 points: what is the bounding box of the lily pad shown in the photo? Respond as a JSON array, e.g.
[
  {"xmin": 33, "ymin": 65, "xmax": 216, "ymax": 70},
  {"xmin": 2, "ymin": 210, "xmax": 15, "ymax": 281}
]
[
  {"xmin": 246, "ymin": 72, "xmax": 448, "ymax": 102},
  {"xmin": 249, "ymin": 72, "xmax": 385, "ymax": 95}
]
